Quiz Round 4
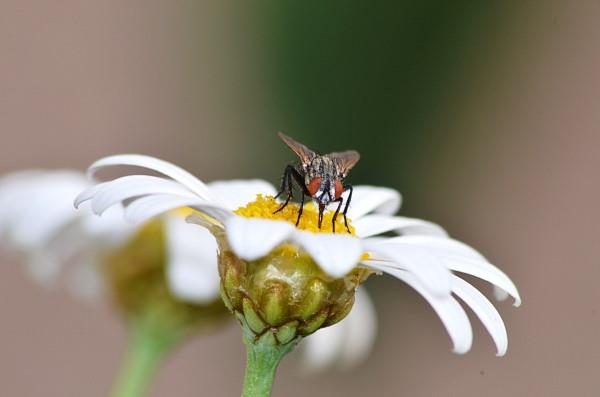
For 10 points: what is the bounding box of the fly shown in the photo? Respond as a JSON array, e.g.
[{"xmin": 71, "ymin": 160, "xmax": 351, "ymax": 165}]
[{"xmin": 274, "ymin": 132, "xmax": 360, "ymax": 233}]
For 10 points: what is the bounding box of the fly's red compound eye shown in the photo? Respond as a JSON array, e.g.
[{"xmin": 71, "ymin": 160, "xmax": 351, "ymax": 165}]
[
  {"xmin": 307, "ymin": 177, "xmax": 322, "ymax": 197},
  {"xmin": 334, "ymin": 180, "xmax": 344, "ymax": 199}
]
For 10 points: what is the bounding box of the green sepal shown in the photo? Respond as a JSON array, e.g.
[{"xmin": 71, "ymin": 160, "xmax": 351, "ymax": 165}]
[
  {"xmin": 298, "ymin": 307, "xmax": 330, "ymax": 335},
  {"xmin": 275, "ymin": 321, "xmax": 298, "ymax": 344},
  {"xmin": 243, "ymin": 297, "xmax": 268, "ymax": 334}
]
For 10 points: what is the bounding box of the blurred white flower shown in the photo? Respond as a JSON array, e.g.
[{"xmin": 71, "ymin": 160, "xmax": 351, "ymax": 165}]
[
  {"xmin": 76, "ymin": 154, "xmax": 521, "ymax": 356},
  {"xmin": 0, "ymin": 169, "xmax": 221, "ymax": 304}
]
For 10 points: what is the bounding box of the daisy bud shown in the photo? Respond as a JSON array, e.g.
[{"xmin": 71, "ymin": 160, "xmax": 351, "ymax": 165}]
[{"xmin": 216, "ymin": 234, "xmax": 371, "ymax": 341}]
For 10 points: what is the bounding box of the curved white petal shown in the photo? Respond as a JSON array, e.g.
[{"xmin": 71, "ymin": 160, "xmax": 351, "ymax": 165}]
[
  {"xmin": 370, "ymin": 235, "xmax": 521, "ymax": 306},
  {"xmin": 389, "ymin": 235, "xmax": 487, "ymax": 262},
  {"xmin": 73, "ymin": 183, "xmax": 104, "ymax": 208},
  {"xmin": 442, "ymin": 257, "xmax": 521, "ymax": 307},
  {"xmin": 493, "ymin": 285, "xmax": 510, "ymax": 302},
  {"xmin": 165, "ymin": 215, "xmax": 220, "ymax": 303},
  {"xmin": 208, "ymin": 179, "xmax": 277, "ymax": 211},
  {"xmin": 380, "ymin": 235, "xmax": 518, "ymax": 304},
  {"xmin": 88, "ymin": 154, "xmax": 224, "ymax": 205},
  {"xmin": 375, "ymin": 267, "xmax": 472, "ymax": 354},
  {"xmin": 363, "ymin": 241, "xmax": 452, "ymax": 297},
  {"xmin": 225, "ymin": 216, "xmax": 295, "ymax": 261},
  {"xmin": 89, "ymin": 175, "xmax": 196, "ymax": 215},
  {"xmin": 451, "ymin": 276, "xmax": 508, "ymax": 356},
  {"xmin": 292, "ymin": 232, "xmax": 362, "ymax": 278},
  {"xmin": 124, "ymin": 194, "xmax": 231, "ymax": 225},
  {"xmin": 344, "ymin": 186, "xmax": 401, "ymax": 220},
  {"xmin": 353, "ymin": 214, "xmax": 447, "ymax": 238},
  {"xmin": 299, "ymin": 287, "xmax": 376, "ymax": 370}
]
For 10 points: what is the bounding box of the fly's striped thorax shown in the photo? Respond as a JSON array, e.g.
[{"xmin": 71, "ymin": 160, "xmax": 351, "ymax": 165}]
[{"xmin": 305, "ymin": 156, "xmax": 336, "ymax": 180}]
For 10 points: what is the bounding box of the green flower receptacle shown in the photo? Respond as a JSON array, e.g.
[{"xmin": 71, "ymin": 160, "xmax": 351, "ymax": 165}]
[{"xmin": 217, "ymin": 236, "xmax": 371, "ymax": 341}]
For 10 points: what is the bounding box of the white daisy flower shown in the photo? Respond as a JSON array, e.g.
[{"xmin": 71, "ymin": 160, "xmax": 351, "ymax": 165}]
[
  {"xmin": 76, "ymin": 154, "xmax": 520, "ymax": 356},
  {"xmin": 0, "ymin": 169, "xmax": 236, "ymax": 397},
  {"xmin": 0, "ymin": 169, "xmax": 221, "ymax": 305}
]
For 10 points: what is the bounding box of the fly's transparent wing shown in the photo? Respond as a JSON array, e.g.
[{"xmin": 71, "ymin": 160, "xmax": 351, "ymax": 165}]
[
  {"xmin": 329, "ymin": 150, "xmax": 360, "ymax": 178},
  {"xmin": 278, "ymin": 132, "xmax": 317, "ymax": 167}
]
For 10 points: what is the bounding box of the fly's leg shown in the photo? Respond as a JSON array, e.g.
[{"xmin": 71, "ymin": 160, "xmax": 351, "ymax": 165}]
[
  {"xmin": 289, "ymin": 166, "xmax": 310, "ymax": 224},
  {"xmin": 331, "ymin": 197, "xmax": 344, "ymax": 233},
  {"xmin": 291, "ymin": 166, "xmax": 311, "ymax": 196},
  {"xmin": 274, "ymin": 165, "xmax": 309, "ymax": 216},
  {"xmin": 342, "ymin": 184, "xmax": 353, "ymax": 233},
  {"xmin": 318, "ymin": 205, "xmax": 324, "ymax": 229},
  {"xmin": 274, "ymin": 165, "xmax": 294, "ymax": 213},
  {"xmin": 274, "ymin": 168, "xmax": 287, "ymax": 199},
  {"xmin": 296, "ymin": 191, "xmax": 305, "ymax": 226}
]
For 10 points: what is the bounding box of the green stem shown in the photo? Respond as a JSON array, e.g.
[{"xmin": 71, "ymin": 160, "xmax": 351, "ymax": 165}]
[
  {"xmin": 110, "ymin": 320, "xmax": 179, "ymax": 397},
  {"xmin": 241, "ymin": 321, "xmax": 299, "ymax": 397}
]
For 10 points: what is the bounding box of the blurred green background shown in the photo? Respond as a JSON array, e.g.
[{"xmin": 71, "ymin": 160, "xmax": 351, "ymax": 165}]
[{"xmin": 256, "ymin": 2, "xmax": 503, "ymax": 189}]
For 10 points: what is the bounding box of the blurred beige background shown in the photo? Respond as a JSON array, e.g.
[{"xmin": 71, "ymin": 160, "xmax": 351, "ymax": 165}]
[{"xmin": 1, "ymin": 1, "xmax": 600, "ymax": 396}]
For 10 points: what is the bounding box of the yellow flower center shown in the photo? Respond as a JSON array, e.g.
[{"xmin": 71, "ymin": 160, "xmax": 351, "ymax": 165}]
[{"xmin": 234, "ymin": 195, "xmax": 356, "ymax": 235}]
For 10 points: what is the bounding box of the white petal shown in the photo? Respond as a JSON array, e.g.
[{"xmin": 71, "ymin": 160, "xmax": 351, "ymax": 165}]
[
  {"xmin": 292, "ymin": 231, "xmax": 362, "ymax": 278},
  {"xmin": 88, "ymin": 154, "xmax": 224, "ymax": 205},
  {"xmin": 73, "ymin": 183, "xmax": 103, "ymax": 208},
  {"xmin": 23, "ymin": 221, "xmax": 93, "ymax": 290},
  {"xmin": 225, "ymin": 216, "xmax": 295, "ymax": 261},
  {"xmin": 390, "ymin": 235, "xmax": 487, "ymax": 262},
  {"xmin": 493, "ymin": 286, "xmax": 510, "ymax": 302},
  {"xmin": 344, "ymin": 186, "xmax": 401, "ymax": 220},
  {"xmin": 353, "ymin": 214, "xmax": 448, "ymax": 238},
  {"xmin": 79, "ymin": 205, "xmax": 135, "ymax": 248},
  {"xmin": 0, "ymin": 171, "xmax": 89, "ymax": 250},
  {"xmin": 299, "ymin": 287, "xmax": 376, "ymax": 371},
  {"xmin": 451, "ymin": 276, "xmax": 508, "ymax": 356},
  {"xmin": 443, "ymin": 256, "xmax": 521, "ymax": 307},
  {"xmin": 371, "ymin": 235, "xmax": 521, "ymax": 306},
  {"xmin": 10, "ymin": 198, "xmax": 79, "ymax": 250},
  {"xmin": 89, "ymin": 175, "xmax": 196, "ymax": 215},
  {"xmin": 337, "ymin": 287, "xmax": 377, "ymax": 368},
  {"xmin": 363, "ymin": 241, "xmax": 452, "ymax": 297},
  {"xmin": 165, "ymin": 215, "xmax": 220, "ymax": 303},
  {"xmin": 299, "ymin": 316, "xmax": 348, "ymax": 371},
  {"xmin": 373, "ymin": 267, "xmax": 472, "ymax": 354},
  {"xmin": 124, "ymin": 194, "xmax": 231, "ymax": 225},
  {"xmin": 208, "ymin": 179, "xmax": 277, "ymax": 211}
]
